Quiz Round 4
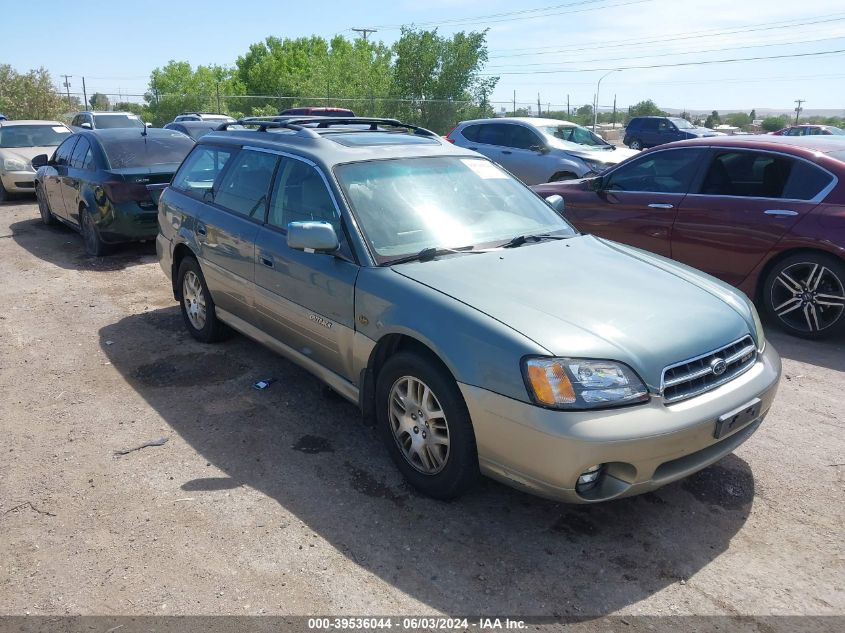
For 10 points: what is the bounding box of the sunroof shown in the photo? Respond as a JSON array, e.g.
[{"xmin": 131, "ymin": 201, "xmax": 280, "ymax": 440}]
[{"xmin": 329, "ymin": 132, "xmax": 440, "ymax": 147}]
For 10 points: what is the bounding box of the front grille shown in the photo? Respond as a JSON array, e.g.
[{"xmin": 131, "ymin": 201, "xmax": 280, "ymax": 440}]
[{"xmin": 661, "ymin": 336, "xmax": 757, "ymax": 404}]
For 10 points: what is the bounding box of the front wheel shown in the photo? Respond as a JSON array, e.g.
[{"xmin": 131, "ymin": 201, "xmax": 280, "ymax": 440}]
[
  {"xmin": 177, "ymin": 256, "xmax": 230, "ymax": 343},
  {"xmin": 0, "ymin": 180, "xmax": 9, "ymax": 203},
  {"xmin": 36, "ymin": 185, "xmax": 55, "ymax": 225},
  {"xmin": 763, "ymin": 253, "xmax": 845, "ymax": 339},
  {"xmin": 376, "ymin": 351, "xmax": 479, "ymax": 499}
]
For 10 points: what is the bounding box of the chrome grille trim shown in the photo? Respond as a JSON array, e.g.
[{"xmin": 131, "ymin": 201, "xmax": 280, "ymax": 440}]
[{"xmin": 661, "ymin": 335, "xmax": 757, "ymax": 404}]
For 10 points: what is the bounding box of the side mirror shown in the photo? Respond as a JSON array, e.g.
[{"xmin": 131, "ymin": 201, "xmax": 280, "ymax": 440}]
[
  {"xmin": 531, "ymin": 144, "xmax": 550, "ymax": 154},
  {"xmin": 145, "ymin": 122, "xmax": 153, "ymax": 128},
  {"xmin": 544, "ymin": 194, "xmax": 564, "ymax": 213},
  {"xmin": 287, "ymin": 220, "xmax": 339, "ymax": 253},
  {"xmin": 589, "ymin": 176, "xmax": 605, "ymax": 191},
  {"xmin": 31, "ymin": 154, "xmax": 49, "ymax": 169},
  {"xmin": 80, "ymin": 122, "xmax": 92, "ymax": 129}
]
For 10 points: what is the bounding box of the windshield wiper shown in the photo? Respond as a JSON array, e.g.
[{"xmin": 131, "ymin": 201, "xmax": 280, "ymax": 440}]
[
  {"xmin": 500, "ymin": 234, "xmax": 573, "ymax": 249},
  {"xmin": 384, "ymin": 245, "xmax": 478, "ymax": 266}
]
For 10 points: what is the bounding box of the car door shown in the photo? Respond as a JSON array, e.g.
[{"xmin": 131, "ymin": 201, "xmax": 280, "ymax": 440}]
[
  {"xmin": 639, "ymin": 118, "xmax": 661, "ymax": 146},
  {"xmin": 498, "ymin": 123, "xmax": 555, "ymax": 185},
  {"xmin": 672, "ymin": 149, "xmax": 831, "ymax": 287},
  {"xmin": 560, "ymin": 147, "xmax": 708, "ymax": 257},
  {"xmin": 253, "ymin": 156, "xmax": 359, "ymax": 380},
  {"xmin": 469, "ymin": 123, "xmax": 516, "ymax": 171},
  {"xmin": 62, "ymin": 136, "xmax": 93, "ymax": 227},
  {"xmin": 193, "ymin": 147, "xmax": 275, "ymax": 323},
  {"xmin": 44, "ymin": 135, "xmax": 79, "ymax": 220}
]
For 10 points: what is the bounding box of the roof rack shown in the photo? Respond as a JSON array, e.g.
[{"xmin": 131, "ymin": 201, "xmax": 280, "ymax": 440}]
[{"xmin": 216, "ymin": 116, "xmax": 437, "ymax": 138}]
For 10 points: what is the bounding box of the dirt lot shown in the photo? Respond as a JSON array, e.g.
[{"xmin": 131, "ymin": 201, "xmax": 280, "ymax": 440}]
[{"xmin": 0, "ymin": 199, "xmax": 843, "ymax": 625}]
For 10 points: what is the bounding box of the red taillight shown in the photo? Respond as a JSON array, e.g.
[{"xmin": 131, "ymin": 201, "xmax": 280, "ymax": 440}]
[
  {"xmin": 100, "ymin": 181, "xmax": 152, "ymax": 204},
  {"xmin": 445, "ymin": 126, "xmax": 457, "ymax": 143}
]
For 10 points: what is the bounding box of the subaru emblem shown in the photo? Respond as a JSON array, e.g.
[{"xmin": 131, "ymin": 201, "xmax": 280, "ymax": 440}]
[{"xmin": 710, "ymin": 357, "xmax": 728, "ymax": 376}]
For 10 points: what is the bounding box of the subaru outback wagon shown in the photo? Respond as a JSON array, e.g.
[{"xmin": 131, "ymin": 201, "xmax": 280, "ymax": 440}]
[{"xmin": 156, "ymin": 117, "xmax": 780, "ymax": 503}]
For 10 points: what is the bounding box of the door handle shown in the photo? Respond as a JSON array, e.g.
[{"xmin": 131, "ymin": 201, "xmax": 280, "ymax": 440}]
[
  {"xmin": 502, "ymin": 150, "xmax": 512, "ymax": 155},
  {"xmin": 468, "ymin": 147, "xmax": 478, "ymax": 151},
  {"xmin": 648, "ymin": 203, "xmax": 674, "ymax": 209},
  {"xmin": 764, "ymin": 209, "xmax": 798, "ymax": 217},
  {"xmin": 260, "ymin": 255, "xmax": 274, "ymax": 268},
  {"xmin": 196, "ymin": 223, "xmax": 207, "ymax": 236}
]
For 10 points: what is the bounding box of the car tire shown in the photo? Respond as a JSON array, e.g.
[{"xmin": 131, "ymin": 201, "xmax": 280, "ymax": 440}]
[
  {"xmin": 35, "ymin": 185, "xmax": 55, "ymax": 225},
  {"xmin": 551, "ymin": 171, "xmax": 578, "ymax": 182},
  {"xmin": 80, "ymin": 207, "xmax": 107, "ymax": 256},
  {"xmin": 628, "ymin": 138, "xmax": 643, "ymax": 150},
  {"xmin": 0, "ymin": 180, "xmax": 9, "ymax": 203},
  {"xmin": 762, "ymin": 252, "xmax": 845, "ymax": 339},
  {"xmin": 376, "ymin": 350, "xmax": 480, "ymax": 500},
  {"xmin": 176, "ymin": 256, "xmax": 230, "ymax": 343}
]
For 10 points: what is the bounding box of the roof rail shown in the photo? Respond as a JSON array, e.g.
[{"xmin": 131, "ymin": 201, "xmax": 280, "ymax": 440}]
[{"xmin": 215, "ymin": 116, "xmax": 437, "ymax": 138}]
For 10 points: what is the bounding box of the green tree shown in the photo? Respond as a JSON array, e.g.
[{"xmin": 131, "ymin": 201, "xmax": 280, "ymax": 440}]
[
  {"xmin": 389, "ymin": 27, "xmax": 498, "ymax": 132},
  {"xmin": 725, "ymin": 112, "xmax": 751, "ymax": 129},
  {"xmin": 628, "ymin": 99, "xmax": 665, "ymax": 118},
  {"xmin": 749, "ymin": 109, "xmax": 756, "ymax": 121},
  {"xmin": 704, "ymin": 110, "xmax": 721, "ymax": 129},
  {"xmin": 113, "ymin": 102, "xmax": 144, "ymax": 115},
  {"xmin": 761, "ymin": 116, "xmax": 787, "ymax": 132},
  {"xmin": 89, "ymin": 92, "xmax": 111, "ymax": 111},
  {"xmin": 0, "ymin": 65, "xmax": 66, "ymax": 120},
  {"xmin": 145, "ymin": 61, "xmax": 244, "ymax": 125}
]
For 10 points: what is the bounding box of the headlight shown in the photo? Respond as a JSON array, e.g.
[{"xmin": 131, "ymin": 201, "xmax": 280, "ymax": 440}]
[
  {"xmin": 748, "ymin": 300, "xmax": 766, "ymax": 353},
  {"xmin": 581, "ymin": 158, "xmax": 612, "ymax": 174},
  {"xmin": 3, "ymin": 157, "xmax": 30, "ymax": 171},
  {"xmin": 522, "ymin": 357, "xmax": 649, "ymax": 410}
]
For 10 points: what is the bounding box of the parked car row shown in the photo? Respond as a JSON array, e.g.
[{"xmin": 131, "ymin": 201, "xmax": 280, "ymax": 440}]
[{"xmin": 0, "ymin": 119, "xmax": 74, "ymax": 201}]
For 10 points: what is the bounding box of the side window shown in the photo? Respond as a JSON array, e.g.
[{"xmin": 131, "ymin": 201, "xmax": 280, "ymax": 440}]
[
  {"xmin": 700, "ymin": 151, "xmax": 793, "ymax": 198},
  {"xmin": 507, "ymin": 125, "xmax": 543, "ymax": 150},
  {"xmin": 477, "ymin": 124, "xmax": 507, "ymax": 146},
  {"xmin": 268, "ymin": 159, "xmax": 340, "ymax": 233},
  {"xmin": 54, "ymin": 137, "xmax": 79, "ymax": 166},
  {"xmin": 782, "ymin": 161, "xmax": 833, "ymax": 200},
  {"xmin": 171, "ymin": 145, "xmax": 234, "ymax": 200},
  {"xmin": 213, "ymin": 149, "xmax": 279, "ymax": 219},
  {"xmin": 642, "ymin": 119, "xmax": 659, "ymax": 131},
  {"xmin": 605, "ymin": 148, "xmax": 705, "ymax": 193},
  {"xmin": 71, "ymin": 115, "xmax": 79, "ymax": 127},
  {"xmin": 461, "ymin": 125, "xmax": 481, "ymax": 142},
  {"xmin": 657, "ymin": 119, "xmax": 672, "ymax": 131},
  {"xmin": 70, "ymin": 137, "xmax": 90, "ymax": 169}
]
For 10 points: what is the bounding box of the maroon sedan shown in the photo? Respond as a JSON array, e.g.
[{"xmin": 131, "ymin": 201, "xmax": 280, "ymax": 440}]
[{"xmin": 533, "ymin": 135, "xmax": 845, "ymax": 339}]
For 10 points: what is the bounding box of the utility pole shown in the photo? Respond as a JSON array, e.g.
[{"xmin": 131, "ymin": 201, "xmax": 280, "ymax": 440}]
[
  {"xmin": 593, "ymin": 69, "xmax": 619, "ymax": 132},
  {"xmin": 216, "ymin": 82, "xmax": 221, "ymax": 114},
  {"xmin": 537, "ymin": 93, "xmax": 541, "ymax": 118},
  {"xmin": 82, "ymin": 77, "xmax": 87, "ymax": 109},
  {"xmin": 513, "ymin": 90, "xmax": 516, "ymax": 116},
  {"xmin": 794, "ymin": 99, "xmax": 805, "ymax": 125},
  {"xmin": 351, "ymin": 28, "xmax": 377, "ymax": 41},
  {"xmin": 566, "ymin": 94, "xmax": 570, "ymax": 117},
  {"xmin": 612, "ymin": 94, "xmax": 617, "ymax": 129},
  {"xmin": 61, "ymin": 75, "xmax": 72, "ymax": 109}
]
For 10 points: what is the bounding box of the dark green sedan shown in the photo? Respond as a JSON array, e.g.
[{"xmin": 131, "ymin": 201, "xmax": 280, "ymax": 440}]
[{"xmin": 32, "ymin": 128, "xmax": 194, "ymax": 255}]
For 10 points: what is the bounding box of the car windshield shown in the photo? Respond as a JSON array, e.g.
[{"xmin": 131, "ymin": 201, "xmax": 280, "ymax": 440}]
[
  {"xmin": 670, "ymin": 118, "xmax": 695, "ymax": 130},
  {"xmin": 335, "ymin": 156, "xmax": 576, "ymax": 263},
  {"xmin": 93, "ymin": 114, "xmax": 145, "ymax": 129},
  {"xmin": 100, "ymin": 133, "xmax": 195, "ymax": 169},
  {"xmin": 0, "ymin": 124, "xmax": 72, "ymax": 148},
  {"xmin": 826, "ymin": 126, "xmax": 845, "ymax": 135},
  {"xmin": 537, "ymin": 124, "xmax": 610, "ymax": 148}
]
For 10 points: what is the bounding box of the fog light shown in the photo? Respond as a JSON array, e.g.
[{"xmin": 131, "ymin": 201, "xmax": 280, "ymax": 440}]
[{"xmin": 577, "ymin": 464, "xmax": 604, "ymax": 492}]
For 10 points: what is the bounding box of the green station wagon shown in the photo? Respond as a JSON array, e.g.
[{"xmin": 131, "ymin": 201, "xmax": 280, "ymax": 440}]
[{"xmin": 156, "ymin": 117, "xmax": 781, "ymax": 503}]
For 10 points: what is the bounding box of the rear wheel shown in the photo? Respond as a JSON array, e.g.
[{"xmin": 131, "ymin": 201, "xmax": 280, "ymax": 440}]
[
  {"xmin": 177, "ymin": 256, "xmax": 230, "ymax": 343},
  {"xmin": 376, "ymin": 351, "xmax": 479, "ymax": 499},
  {"xmin": 35, "ymin": 185, "xmax": 55, "ymax": 225},
  {"xmin": 763, "ymin": 253, "xmax": 845, "ymax": 339},
  {"xmin": 628, "ymin": 138, "xmax": 643, "ymax": 150},
  {"xmin": 80, "ymin": 208, "xmax": 107, "ymax": 256}
]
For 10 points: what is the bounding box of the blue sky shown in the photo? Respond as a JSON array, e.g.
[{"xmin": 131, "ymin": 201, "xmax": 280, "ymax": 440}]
[{"xmin": 2, "ymin": 0, "xmax": 844, "ymax": 114}]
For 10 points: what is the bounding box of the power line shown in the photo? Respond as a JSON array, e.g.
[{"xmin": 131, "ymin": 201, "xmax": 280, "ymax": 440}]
[
  {"xmin": 480, "ymin": 47, "xmax": 845, "ymax": 75},
  {"xmin": 488, "ymin": 13, "xmax": 845, "ymax": 58},
  {"xmin": 371, "ymin": 0, "xmax": 651, "ymax": 30},
  {"xmin": 351, "ymin": 28, "xmax": 377, "ymax": 41},
  {"xmin": 485, "ymin": 35, "xmax": 845, "ymax": 70}
]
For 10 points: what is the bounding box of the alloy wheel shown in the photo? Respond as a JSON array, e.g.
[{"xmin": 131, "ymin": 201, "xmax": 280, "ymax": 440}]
[
  {"xmin": 771, "ymin": 261, "xmax": 845, "ymax": 333},
  {"xmin": 388, "ymin": 376, "xmax": 450, "ymax": 475},
  {"xmin": 182, "ymin": 270, "xmax": 207, "ymax": 330}
]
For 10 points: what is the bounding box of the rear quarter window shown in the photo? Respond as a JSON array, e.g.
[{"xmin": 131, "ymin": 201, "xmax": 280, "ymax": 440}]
[
  {"xmin": 782, "ymin": 160, "xmax": 833, "ymax": 200},
  {"xmin": 461, "ymin": 125, "xmax": 481, "ymax": 142},
  {"xmin": 171, "ymin": 145, "xmax": 235, "ymax": 200}
]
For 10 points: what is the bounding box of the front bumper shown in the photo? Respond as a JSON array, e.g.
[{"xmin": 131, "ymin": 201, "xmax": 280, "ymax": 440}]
[
  {"xmin": 0, "ymin": 170, "xmax": 36, "ymax": 193},
  {"xmin": 460, "ymin": 343, "xmax": 781, "ymax": 503}
]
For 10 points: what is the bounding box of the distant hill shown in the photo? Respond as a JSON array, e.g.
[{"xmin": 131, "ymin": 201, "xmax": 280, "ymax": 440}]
[{"xmin": 661, "ymin": 107, "xmax": 845, "ymax": 118}]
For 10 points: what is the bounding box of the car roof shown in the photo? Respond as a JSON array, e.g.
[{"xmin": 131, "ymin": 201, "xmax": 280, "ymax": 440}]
[
  {"xmin": 81, "ymin": 127, "xmax": 186, "ymax": 141},
  {"xmin": 0, "ymin": 119, "xmax": 67, "ymax": 127},
  {"xmin": 167, "ymin": 120, "xmax": 221, "ymax": 128},
  {"xmin": 77, "ymin": 111, "xmax": 138, "ymax": 116},
  {"xmin": 652, "ymin": 134, "xmax": 845, "ymax": 155},
  {"xmin": 457, "ymin": 117, "xmax": 578, "ymax": 127},
  {"xmin": 197, "ymin": 118, "xmax": 480, "ymax": 167}
]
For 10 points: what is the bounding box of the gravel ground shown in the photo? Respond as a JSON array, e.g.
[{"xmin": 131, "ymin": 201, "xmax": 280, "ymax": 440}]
[{"xmin": 0, "ymin": 199, "xmax": 842, "ymax": 627}]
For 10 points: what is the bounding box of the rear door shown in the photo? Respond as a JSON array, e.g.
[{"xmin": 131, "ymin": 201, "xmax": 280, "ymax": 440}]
[
  {"xmin": 62, "ymin": 136, "xmax": 94, "ymax": 227},
  {"xmin": 253, "ymin": 155, "xmax": 359, "ymax": 380},
  {"xmin": 193, "ymin": 147, "xmax": 277, "ymax": 323},
  {"xmin": 640, "ymin": 118, "xmax": 661, "ymax": 146},
  {"xmin": 562, "ymin": 147, "xmax": 707, "ymax": 257},
  {"xmin": 672, "ymin": 149, "xmax": 832, "ymax": 286}
]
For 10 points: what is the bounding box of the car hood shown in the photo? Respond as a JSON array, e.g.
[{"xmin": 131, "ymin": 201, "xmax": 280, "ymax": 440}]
[
  {"xmin": 0, "ymin": 145, "xmax": 57, "ymax": 168},
  {"xmin": 684, "ymin": 127, "xmax": 720, "ymax": 137},
  {"xmin": 392, "ymin": 235, "xmax": 756, "ymax": 390}
]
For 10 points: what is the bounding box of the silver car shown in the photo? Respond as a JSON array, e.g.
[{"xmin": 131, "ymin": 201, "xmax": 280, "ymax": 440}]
[
  {"xmin": 0, "ymin": 120, "xmax": 74, "ymax": 201},
  {"xmin": 157, "ymin": 117, "xmax": 780, "ymax": 503},
  {"xmin": 447, "ymin": 117, "xmax": 639, "ymax": 185}
]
